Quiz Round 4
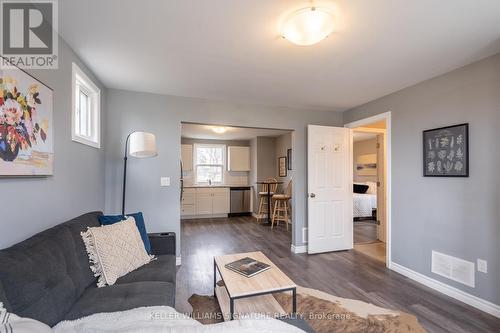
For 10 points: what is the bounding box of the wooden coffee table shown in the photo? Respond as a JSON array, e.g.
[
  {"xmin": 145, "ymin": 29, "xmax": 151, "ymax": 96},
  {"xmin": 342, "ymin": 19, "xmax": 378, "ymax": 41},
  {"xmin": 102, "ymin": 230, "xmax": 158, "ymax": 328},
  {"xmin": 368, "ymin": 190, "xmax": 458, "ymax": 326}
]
[{"xmin": 213, "ymin": 251, "xmax": 297, "ymax": 321}]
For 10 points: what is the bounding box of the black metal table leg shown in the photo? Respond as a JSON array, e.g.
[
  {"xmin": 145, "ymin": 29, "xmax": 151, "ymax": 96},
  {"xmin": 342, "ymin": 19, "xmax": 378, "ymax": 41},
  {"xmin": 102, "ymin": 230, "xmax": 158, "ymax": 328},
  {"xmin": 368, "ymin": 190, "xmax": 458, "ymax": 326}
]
[
  {"xmin": 213, "ymin": 259, "xmax": 216, "ymax": 296},
  {"xmin": 292, "ymin": 288, "xmax": 297, "ymax": 314},
  {"xmin": 230, "ymin": 297, "xmax": 234, "ymax": 320}
]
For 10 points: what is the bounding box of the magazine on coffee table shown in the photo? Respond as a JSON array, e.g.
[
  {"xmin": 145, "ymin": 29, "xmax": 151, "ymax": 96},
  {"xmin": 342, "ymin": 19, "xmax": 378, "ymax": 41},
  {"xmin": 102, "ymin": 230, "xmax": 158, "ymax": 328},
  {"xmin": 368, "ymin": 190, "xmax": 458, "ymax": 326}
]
[{"xmin": 225, "ymin": 257, "xmax": 271, "ymax": 277}]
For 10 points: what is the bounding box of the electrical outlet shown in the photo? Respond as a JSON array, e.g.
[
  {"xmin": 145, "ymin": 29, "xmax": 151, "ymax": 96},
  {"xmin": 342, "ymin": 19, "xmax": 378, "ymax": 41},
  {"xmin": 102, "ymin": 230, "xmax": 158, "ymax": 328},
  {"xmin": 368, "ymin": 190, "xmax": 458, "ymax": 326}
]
[
  {"xmin": 477, "ymin": 259, "xmax": 487, "ymax": 273},
  {"xmin": 160, "ymin": 177, "xmax": 170, "ymax": 187}
]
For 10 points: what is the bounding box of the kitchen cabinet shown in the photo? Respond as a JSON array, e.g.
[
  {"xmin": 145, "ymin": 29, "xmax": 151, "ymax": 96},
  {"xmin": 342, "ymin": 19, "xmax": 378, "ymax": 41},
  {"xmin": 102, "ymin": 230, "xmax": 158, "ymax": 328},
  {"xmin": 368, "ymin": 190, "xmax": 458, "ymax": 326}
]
[
  {"xmin": 227, "ymin": 146, "xmax": 250, "ymax": 171},
  {"xmin": 211, "ymin": 188, "xmax": 230, "ymax": 214},
  {"xmin": 180, "ymin": 188, "xmax": 196, "ymax": 215},
  {"xmin": 181, "ymin": 187, "xmax": 230, "ymax": 217},
  {"xmin": 181, "ymin": 144, "xmax": 193, "ymax": 171}
]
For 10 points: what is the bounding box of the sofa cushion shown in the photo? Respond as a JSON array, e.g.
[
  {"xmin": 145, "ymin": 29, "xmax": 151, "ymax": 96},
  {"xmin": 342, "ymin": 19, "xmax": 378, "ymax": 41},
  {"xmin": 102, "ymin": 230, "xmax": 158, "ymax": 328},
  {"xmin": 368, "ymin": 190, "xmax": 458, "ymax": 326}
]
[
  {"xmin": 63, "ymin": 281, "xmax": 175, "ymax": 321},
  {"xmin": 0, "ymin": 280, "xmax": 11, "ymax": 312},
  {"xmin": 115, "ymin": 255, "xmax": 176, "ymax": 285},
  {"xmin": 0, "ymin": 212, "xmax": 101, "ymax": 327}
]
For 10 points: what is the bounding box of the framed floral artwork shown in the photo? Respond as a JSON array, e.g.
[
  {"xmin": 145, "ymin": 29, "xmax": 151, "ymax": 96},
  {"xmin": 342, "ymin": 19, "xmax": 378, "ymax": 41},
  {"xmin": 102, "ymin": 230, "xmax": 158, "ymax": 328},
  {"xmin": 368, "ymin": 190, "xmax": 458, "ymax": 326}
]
[
  {"xmin": 423, "ymin": 123, "xmax": 469, "ymax": 177},
  {"xmin": 0, "ymin": 58, "xmax": 54, "ymax": 176}
]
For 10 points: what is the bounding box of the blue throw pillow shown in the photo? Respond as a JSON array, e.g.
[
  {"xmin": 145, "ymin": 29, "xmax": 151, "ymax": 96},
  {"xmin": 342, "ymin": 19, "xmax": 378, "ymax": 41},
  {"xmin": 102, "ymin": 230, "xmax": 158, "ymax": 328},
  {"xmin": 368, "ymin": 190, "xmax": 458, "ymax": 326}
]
[{"xmin": 98, "ymin": 212, "xmax": 152, "ymax": 254}]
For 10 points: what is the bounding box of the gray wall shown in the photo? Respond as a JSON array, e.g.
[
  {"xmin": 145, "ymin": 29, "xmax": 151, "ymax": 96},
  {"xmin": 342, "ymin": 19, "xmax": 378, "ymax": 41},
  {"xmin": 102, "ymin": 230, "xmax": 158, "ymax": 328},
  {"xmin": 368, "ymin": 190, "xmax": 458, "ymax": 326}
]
[
  {"xmin": 353, "ymin": 138, "xmax": 378, "ymax": 183},
  {"xmin": 104, "ymin": 90, "xmax": 343, "ymax": 254},
  {"xmin": 256, "ymin": 136, "xmax": 277, "ymax": 181},
  {"xmin": 343, "ymin": 53, "xmax": 500, "ymax": 305},
  {"xmin": 0, "ymin": 38, "xmax": 106, "ymax": 249},
  {"xmin": 275, "ymin": 132, "xmax": 293, "ymax": 186}
]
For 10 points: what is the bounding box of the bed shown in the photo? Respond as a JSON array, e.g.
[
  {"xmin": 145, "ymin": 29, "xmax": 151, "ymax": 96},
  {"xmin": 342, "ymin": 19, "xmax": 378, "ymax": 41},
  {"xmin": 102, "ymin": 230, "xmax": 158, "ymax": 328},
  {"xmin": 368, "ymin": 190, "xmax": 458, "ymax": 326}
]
[{"xmin": 353, "ymin": 182, "xmax": 377, "ymax": 218}]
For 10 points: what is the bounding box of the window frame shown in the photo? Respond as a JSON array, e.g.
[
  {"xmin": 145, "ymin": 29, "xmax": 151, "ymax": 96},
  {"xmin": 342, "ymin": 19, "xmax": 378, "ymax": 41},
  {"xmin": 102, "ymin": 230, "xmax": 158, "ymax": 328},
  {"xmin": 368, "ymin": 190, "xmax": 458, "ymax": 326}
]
[
  {"xmin": 71, "ymin": 62, "xmax": 101, "ymax": 148},
  {"xmin": 194, "ymin": 143, "xmax": 225, "ymax": 184}
]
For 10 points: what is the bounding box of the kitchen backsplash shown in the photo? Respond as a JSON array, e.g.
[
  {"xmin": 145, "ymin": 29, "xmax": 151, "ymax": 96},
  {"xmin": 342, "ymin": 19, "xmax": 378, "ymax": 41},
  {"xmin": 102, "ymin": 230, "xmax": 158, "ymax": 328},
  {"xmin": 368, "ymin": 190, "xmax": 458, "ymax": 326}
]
[{"xmin": 182, "ymin": 170, "xmax": 249, "ymax": 186}]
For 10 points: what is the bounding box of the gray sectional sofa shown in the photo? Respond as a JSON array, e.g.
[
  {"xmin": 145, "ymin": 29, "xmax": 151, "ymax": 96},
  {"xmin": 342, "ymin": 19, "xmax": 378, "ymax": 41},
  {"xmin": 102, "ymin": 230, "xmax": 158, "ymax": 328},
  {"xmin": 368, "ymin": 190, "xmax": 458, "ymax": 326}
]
[{"xmin": 0, "ymin": 211, "xmax": 176, "ymax": 327}]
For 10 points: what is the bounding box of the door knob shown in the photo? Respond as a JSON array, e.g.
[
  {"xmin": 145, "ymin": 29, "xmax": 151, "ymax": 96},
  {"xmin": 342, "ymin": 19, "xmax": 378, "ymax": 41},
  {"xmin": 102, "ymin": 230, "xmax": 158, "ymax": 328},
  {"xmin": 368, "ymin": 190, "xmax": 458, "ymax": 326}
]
[{"xmin": 309, "ymin": 193, "xmax": 316, "ymax": 198}]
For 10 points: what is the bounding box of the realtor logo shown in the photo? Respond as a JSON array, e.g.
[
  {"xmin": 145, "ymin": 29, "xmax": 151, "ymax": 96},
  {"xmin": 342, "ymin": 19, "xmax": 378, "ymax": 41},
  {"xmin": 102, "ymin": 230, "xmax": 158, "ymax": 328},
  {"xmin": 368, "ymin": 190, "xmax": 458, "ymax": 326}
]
[{"xmin": 1, "ymin": 0, "xmax": 58, "ymax": 69}]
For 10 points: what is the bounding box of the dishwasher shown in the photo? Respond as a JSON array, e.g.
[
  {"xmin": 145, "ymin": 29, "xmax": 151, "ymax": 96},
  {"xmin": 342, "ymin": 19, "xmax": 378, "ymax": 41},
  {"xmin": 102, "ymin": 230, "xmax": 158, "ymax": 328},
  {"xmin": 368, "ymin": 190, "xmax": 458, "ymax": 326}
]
[{"xmin": 229, "ymin": 187, "xmax": 252, "ymax": 217}]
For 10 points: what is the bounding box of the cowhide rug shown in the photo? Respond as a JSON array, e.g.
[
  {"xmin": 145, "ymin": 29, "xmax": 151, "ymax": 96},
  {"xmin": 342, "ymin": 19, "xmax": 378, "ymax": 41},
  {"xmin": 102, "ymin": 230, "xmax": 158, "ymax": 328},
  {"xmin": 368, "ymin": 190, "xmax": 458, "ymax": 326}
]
[{"xmin": 188, "ymin": 285, "xmax": 426, "ymax": 333}]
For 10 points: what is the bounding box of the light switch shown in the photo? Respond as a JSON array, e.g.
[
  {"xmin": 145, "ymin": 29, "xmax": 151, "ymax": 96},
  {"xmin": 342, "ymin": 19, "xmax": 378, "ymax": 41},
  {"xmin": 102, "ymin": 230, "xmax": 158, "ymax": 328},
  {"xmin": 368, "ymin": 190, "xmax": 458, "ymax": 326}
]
[
  {"xmin": 477, "ymin": 259, "xmax": 487, "ymax": 273},
  {"xmin": 160, "ymin": 177, "xmax": 170, "ymax": 187}
]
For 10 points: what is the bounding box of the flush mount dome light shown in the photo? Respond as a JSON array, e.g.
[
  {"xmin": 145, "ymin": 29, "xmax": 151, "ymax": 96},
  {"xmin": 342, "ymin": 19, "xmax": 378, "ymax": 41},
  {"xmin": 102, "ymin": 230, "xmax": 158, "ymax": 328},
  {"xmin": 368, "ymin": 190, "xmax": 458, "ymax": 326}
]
[
  {"xmin": 281, "ymin": 7, "xmax": 335, "ymax": 46},
  {"xmin": 212, "ymin": 126, "xmax": 227, "ymax": 134}
]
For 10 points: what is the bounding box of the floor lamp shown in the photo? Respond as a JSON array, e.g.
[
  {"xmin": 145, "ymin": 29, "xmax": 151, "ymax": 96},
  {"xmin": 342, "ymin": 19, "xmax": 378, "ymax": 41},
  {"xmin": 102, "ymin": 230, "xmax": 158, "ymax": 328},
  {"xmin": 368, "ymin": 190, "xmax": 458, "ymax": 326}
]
[{"xmin": 122, "ymin": 131, "xmax": 158, "ymax": 215}]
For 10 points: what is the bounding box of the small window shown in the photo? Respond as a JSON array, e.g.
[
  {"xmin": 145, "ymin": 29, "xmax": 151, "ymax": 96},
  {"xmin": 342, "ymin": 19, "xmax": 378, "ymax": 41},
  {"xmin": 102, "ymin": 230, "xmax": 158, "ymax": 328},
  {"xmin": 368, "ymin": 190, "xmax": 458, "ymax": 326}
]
[
  {"xmin": 72, "ymin": 63, "xmax": 100, "ymax": 148},
  {"xmin": 194, "ymin": 144, "xmax": 225, "ymax": 184}
]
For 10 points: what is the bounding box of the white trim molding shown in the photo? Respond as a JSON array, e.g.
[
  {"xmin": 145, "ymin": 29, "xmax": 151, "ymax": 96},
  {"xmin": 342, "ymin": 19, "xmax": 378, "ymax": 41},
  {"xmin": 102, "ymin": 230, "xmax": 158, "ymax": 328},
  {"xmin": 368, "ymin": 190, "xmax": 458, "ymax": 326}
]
[
  {"xmin": 176, "ymin": 256, "xmax": 182, "ymax": 266},
  {"xmin": 291, "ymin": 244, "xmax": 308, "ymax": 254},
  {"xmin": 391, "ymin": 262, "xmax": 500, "ymax": 318}
]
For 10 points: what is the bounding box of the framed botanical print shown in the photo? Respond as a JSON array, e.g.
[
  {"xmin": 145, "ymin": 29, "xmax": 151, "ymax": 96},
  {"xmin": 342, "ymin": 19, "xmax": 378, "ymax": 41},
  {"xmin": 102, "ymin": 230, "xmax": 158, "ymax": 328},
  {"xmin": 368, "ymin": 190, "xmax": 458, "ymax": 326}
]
[
  {"xmin": 0, "ymin": 58, "xmax": 54, "ymax": 176},
  {"xmin": 279, "ymin": 156, "xmax": 287, "ymax": 177},
  {"xmin": 423, "ymin": 123, "xmax": 469, "ymax": 177}
]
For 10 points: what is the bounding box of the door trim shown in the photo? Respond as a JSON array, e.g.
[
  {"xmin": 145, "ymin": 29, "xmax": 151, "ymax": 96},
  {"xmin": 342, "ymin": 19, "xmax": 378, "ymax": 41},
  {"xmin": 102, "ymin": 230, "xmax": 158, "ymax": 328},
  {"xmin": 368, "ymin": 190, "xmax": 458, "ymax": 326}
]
[{"xmin": 344, "ymin": 111, "xmax": 392, "ymax": 268}]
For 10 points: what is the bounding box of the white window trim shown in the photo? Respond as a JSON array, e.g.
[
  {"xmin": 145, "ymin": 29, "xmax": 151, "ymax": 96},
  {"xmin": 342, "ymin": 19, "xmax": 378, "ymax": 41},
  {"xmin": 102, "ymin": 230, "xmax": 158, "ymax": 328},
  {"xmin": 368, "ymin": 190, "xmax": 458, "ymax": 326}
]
[
  {"xmin": 72, "ymin": 62, "xmax": 101, "ymax": 149},
  {"xmin": 194, "ymin": 143, "xmax": 226, "ymax": 184}
]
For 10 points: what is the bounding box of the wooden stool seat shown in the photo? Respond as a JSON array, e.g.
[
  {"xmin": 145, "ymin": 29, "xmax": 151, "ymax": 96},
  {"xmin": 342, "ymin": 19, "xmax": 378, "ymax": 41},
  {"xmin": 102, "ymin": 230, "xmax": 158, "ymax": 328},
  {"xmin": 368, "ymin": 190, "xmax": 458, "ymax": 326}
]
[
  {"xmin": 272, "ymin": 194, "xmax": 291, "ymax": 200},
  {"xmin": 259, "ymin": 191, "xmax": 276, "ymax": 196}
]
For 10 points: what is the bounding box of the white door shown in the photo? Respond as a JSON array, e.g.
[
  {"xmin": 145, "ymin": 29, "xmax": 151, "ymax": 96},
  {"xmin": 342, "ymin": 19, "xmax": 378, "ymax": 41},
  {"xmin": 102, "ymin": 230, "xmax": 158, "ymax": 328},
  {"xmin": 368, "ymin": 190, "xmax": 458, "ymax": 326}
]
[{"xmin": 308, "ymin": 125, "xmax": 353, "ymax": 254}]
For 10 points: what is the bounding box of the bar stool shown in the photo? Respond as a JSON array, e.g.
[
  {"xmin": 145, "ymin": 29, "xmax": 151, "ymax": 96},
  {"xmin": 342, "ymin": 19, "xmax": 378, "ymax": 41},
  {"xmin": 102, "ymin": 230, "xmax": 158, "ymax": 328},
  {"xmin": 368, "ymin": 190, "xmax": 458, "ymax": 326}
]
[
  {"xmin": 271, "ymin": 179, "xmax": 292, "ymax": 230},
  {"xmin": 257, "ymin": 178, "xmax": 278, "ymax": 222}
]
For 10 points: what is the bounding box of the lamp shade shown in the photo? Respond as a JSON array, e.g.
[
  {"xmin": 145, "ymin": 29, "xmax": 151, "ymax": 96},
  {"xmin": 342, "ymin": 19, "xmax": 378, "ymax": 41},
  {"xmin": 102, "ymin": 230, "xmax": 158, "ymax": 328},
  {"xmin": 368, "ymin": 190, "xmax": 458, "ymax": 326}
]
[{"xmin": 129, "ymin": 132, "xmax": 157, "ymax": 158}]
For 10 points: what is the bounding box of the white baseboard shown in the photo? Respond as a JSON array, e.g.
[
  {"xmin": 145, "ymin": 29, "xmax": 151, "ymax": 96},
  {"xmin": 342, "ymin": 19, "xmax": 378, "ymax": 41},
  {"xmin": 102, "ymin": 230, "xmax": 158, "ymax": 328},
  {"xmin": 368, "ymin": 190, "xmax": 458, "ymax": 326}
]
[
  {"xmin": 291, "ymin": 244, "xmax": 308, "ymax": 254},
  {"xmin": 176, "ymin": 256, "xmax": 182, "ymax": 266},
  {"xmin": 391, "ymin": 262, "xmax": 500, "ymax": 318}
]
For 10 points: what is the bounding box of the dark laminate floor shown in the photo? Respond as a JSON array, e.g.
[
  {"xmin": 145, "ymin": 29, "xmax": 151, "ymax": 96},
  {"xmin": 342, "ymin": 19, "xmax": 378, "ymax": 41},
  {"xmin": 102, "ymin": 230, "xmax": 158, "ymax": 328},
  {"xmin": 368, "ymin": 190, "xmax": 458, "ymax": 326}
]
[
  {"xmin": 354, "ymin": 220, "xmax": 378, "ymax": 244},
  {"xmin": 176, "ymin": 217, "xmax": 500, "ymax": 333}
]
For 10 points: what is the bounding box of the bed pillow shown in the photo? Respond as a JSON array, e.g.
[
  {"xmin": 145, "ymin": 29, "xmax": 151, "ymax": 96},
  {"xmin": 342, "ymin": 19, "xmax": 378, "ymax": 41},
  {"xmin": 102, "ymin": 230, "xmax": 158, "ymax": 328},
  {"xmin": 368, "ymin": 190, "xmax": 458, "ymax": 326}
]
[
  {"xmin": 99, "ymin": 212, "xmax": 152, "ymax": 254},
  {"xmin": 366, "ymin": 181, "xmax": 377, "ymax": 194},
  {"xmin": 353, "ymin": 184, "xmax": 369, "ymax": 194},
  {"xmin": 81, "ymin": 217, "xmax": 155, "ymax": 287}
]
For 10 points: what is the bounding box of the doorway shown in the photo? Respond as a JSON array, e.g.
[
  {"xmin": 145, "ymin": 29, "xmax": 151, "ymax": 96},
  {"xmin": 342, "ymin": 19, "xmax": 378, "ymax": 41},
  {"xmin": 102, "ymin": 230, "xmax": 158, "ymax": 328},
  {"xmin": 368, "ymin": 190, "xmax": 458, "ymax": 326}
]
[
  {"xmin": 345, "ymin": 112, "xmax": 391, "ymax": 267},
  {"xmin": 179, "ymin": 122, "xmax": 295, "ymax": 242}
]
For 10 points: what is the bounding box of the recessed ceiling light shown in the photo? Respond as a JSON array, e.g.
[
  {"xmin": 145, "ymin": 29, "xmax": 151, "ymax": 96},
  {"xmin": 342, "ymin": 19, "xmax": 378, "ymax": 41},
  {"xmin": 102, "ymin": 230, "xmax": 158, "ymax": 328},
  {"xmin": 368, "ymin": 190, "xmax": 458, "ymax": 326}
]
[
  {"xmin": 212, "ymin": 127, "xmax": 227, "ymax": 134},
  {"xmin": 281, "ymin": 7, "xmax": 335, "ymax": 46}
]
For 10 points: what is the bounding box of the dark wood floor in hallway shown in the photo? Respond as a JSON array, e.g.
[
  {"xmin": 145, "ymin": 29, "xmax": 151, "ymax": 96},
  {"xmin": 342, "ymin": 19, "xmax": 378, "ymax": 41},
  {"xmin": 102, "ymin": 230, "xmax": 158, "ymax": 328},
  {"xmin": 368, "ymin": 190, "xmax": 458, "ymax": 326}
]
[{"xmin": 176, "ymin": 217, "xmax": 500, "ymax": 333}]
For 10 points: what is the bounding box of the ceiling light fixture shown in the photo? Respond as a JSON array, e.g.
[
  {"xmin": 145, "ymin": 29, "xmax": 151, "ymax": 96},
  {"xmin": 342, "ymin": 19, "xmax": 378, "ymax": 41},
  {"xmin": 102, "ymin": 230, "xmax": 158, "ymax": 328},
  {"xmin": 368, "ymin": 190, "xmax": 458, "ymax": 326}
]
[
  {"xmin": 281, "ymin": 7, "xmax": 335, "ymax": 46},
  {"xmin": 212, "ymin": 127, "xmax": 227, "ymax": 134}
]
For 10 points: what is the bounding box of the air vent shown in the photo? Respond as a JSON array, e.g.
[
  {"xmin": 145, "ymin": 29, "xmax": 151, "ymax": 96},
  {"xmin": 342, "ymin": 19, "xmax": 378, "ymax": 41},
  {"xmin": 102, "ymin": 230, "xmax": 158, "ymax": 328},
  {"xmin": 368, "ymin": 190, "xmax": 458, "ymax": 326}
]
[{"xmin": 431, "ymin": 251, "xmax": 475, "ymax": 287}]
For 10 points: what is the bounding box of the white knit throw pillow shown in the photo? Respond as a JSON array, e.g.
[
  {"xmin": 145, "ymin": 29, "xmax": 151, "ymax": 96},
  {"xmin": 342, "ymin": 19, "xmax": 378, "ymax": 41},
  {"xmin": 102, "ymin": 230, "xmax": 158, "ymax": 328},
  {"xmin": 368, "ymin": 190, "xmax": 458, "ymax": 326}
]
[{"xmin": 81, "ymin": 217, "xmax": 154, "ymax": 287}]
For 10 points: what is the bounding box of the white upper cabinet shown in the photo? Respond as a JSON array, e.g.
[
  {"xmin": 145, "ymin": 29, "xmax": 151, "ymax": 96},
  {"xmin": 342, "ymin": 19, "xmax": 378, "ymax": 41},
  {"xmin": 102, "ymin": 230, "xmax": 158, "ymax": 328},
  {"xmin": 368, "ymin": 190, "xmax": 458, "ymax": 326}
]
[
  {"xmin": 181, "ymin": 144, "xmax": 193, "ymax": 171},
  {"xmin": 227, "ymin": 146, "xmax": 250, "ymax": 171}
]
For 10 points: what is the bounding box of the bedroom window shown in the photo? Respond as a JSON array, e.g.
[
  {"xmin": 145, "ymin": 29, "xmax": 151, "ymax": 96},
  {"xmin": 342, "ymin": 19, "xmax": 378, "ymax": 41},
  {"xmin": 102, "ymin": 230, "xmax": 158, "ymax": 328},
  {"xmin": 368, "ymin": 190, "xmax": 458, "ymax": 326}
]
[
  {"xmin": 72, "ymin": 63, "xmax": 101, "ymax": 148},
  {"xmin": 194, "ymin": 144, "xmax": 225, "ymax": 184}
]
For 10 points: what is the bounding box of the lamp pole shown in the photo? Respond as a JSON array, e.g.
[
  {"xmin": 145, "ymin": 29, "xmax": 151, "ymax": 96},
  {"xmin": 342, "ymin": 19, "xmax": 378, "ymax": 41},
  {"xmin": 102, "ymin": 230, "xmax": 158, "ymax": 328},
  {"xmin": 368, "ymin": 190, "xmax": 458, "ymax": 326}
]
[{"xmin": 122, "ymin": 132, "xmax": 133, "ymax": 216}]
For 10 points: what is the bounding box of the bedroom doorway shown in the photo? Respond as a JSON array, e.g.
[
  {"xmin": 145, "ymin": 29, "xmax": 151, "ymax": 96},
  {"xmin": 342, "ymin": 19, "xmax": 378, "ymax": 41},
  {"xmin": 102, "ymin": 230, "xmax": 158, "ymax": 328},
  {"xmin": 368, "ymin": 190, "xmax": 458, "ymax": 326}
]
[{"xmin": 345, "ymin": 112, "xmax": 391, "ymax": 266}]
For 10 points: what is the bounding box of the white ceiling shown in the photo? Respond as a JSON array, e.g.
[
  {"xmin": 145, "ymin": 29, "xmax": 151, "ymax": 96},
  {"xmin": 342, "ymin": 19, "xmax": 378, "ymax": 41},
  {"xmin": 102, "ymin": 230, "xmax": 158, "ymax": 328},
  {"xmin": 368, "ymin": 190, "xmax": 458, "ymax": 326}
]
[
  {"xmin": 353, "ymin": 131, "xmax": 377, "ymax": 142},
  {"xmin": 59, "ymin": 0, "xmax": 500, "ymax": 112},
  {"xmin": 181, "ymin": 123, "xmax": 291, "ymax": 140}
]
